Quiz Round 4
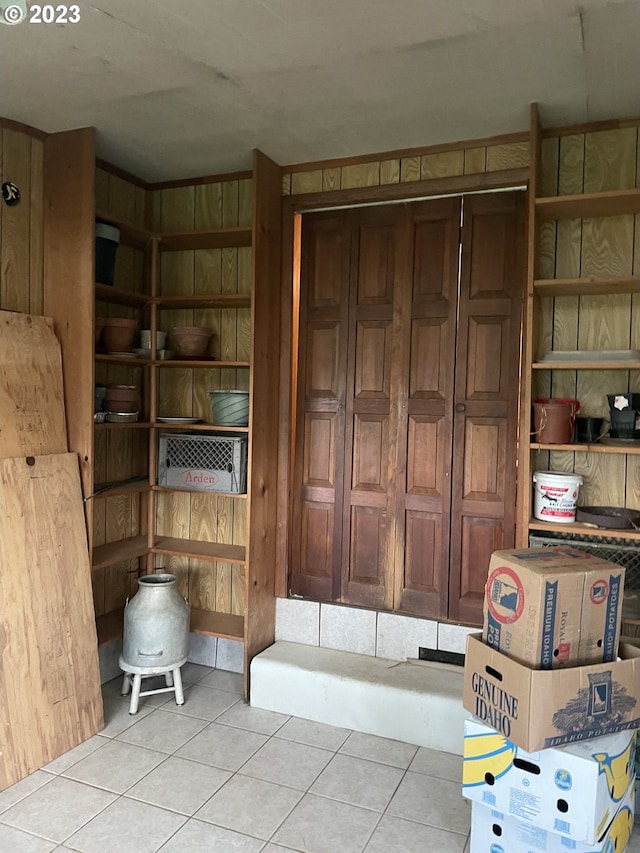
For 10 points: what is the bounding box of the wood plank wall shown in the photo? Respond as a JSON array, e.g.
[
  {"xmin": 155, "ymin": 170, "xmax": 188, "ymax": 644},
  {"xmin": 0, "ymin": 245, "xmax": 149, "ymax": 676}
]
[
  {"xmin": 150, "ymin": 179, "xmax": 252, "ymax": 618},
  {"xmin": 93, "ymin": 168, "xmax": 148, "ymax": 621},
  {"xmin": 0, "ymin": 128, "xmax": 43, "ymax": 314},
  {"xmin": 534, "ymin": 126, "xmax": 640, "ymax": 510},
  {"xmin": 282, "ymin": 137, "xmax": 530, "ymax": 195}
]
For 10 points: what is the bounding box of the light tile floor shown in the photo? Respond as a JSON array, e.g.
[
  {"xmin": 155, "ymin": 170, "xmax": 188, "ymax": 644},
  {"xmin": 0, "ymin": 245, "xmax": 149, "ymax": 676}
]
[{"xmin": 1, "ymin": 663, "xmax": 639, "ymax": 852}]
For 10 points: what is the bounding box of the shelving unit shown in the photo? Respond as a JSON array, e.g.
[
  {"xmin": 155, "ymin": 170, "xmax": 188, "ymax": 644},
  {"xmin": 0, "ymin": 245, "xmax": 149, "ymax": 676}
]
[{"xmin": 517, "ymin": 106, "xmax": 640, "ymax": 555}]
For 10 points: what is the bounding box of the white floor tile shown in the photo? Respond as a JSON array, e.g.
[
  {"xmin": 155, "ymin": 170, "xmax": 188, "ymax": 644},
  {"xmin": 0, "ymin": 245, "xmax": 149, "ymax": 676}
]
[
  {"xmin": 43, "ymin": 736, "xmax": 109, "ymax": 775},
  {"xmin": 157, "ymin": 818, "xmax": 264, "ymax": 852},
  {"xmin": 1, "ymin": 776, "xmax": 116, "ymax": 844},
  {"xmin": 272, "ymin": 792, "xmax": 380, "ymax": 853},
  {"xmin": 275, "ymin": 716, "xmax": 351, "ymax": 751},
  {"xmin": 364, "ymin": 814, "xmax": 467, "ymax": 852},
  {"xmin": 0, "ymin": 823, "xmax": 58, "ymax": 852},
  {"xmin": 310, "ymin": 753, "xmax": 404, "ymax": 811},
  {"xmin": 239, "ymin": 737, "xmax": 333, "ymax": 790},
  {"xmin": 100, "ymin": 690, "xmax": 154, "ymax": 737},
  {"xmin": 216, "ymin": 702, "xmax": 290, "ymax": 735},
  {"xmin": 409, "ymin": 747, "xmax": 462, "ymax": 783},
  {"xmin": 115, "ymin": 708, "xmax": 208, "ymax": 753},
  {"xmin": 0, "ymin": 770, "xmax": 53, "ymax": 814},
  {"xmin": 159, "ymin": 684, "xmax": 240, "ymax": 721},
  {"xmin": 65, "ymin": 797, "xmax": 185, "ymax": 853},
  {"xmin": 196, "ymin": 774, "xmax": 302, "ymax": 840},
  {"xmin": 62, "ymin": 739, "xmax": 167, "ymax": 794},
  {"xmin": 339, "ymin": 731, "xmax": 418, "ymax": 769},
  {"xmin": 175, "ymin": 722, "xmax": 268, "ymax": 771},
  {"xmin": 179, "ymin": 663, "xmax": 215, "ymax": 685},
  {"xmin": 125, "ymin": 756, "xmax": 231, "ymax": 815},
  {"xmin": 198, "ymin": 669, "xmax": 244, "ymax": 693},
  {"xmin": 387, "ymin": 772, "xmax": 470, "ymax": 836}
]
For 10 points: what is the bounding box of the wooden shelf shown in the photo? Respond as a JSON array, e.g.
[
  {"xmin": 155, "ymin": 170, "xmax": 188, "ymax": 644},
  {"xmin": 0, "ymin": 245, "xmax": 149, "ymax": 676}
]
[
  {"xmin": 190, "ymin": 608, "xmax": 244, "ymax": 640},
  {"xmin": 159, "ymin": 227, "xmax": 252, "ymax": 251},
  {"xmin": 95, "ymin": 422, "xmax": 153, "ymax": 430},
  {"xmin": 95, "ymin": 283, "xmax": 149, "ymax": 306},
  {"xmin": 531, "ymin": 442, "xmax": 640, "ymax": 455},
  {"xmin": 529, "ymin": 520, "xmax": 640, "ymax": 541},
  {"xmin": 152, "ymin": 485, "xmax": 247, "ymax": 498},
  {"xmin": 536, "ymin": 188, "xmax": 640, "ymax": 221},
  {"xmin": 96, "ymin": 608, "xmax": 124, "ymax": 646},
  {"xmin": 95, "ymin": 211, "xmax": 154, "ymax": 251},
  {"xmin": 154, "ymin": 359, "xmax": 250, "ymax": 369},
  {"xmin": 533, "ymin": 360, "xmax": 640, "ymax": 370},
  {"xmin": 92, "ymin": 534, "xmax": 149, "ymax": 570},
  {"xmin": 92, "ymin": 478, "xmax": 151, "ymax": 498},
  {"xmin": 154, "ymin": 294, "xmax": 251, "ymax": 309},
  {"xmin": 153, "ymin": 423, "xmax": 248, "ymax": 434},
  {"xmin": 533, "ymin": 276, "xmax": 640, "ymax": 297},
  {"xmin": 95, "ymin": 354, "xmax": 150, "ymax": 366},
  {"xmin": 152, "ymin": 536, "xmax": 246, "ymax": 564}
]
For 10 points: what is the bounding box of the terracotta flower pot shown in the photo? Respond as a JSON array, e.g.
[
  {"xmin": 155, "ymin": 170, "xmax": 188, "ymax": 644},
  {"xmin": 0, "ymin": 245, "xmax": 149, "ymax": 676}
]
[
  {"xmin": 104, "ymin": 385, "xmax": 140, "ymax": 414},
  {"xmin": 102, "ymin": 317, "xmax": 138, "ymax": 353},
  {"xmin": 171, "ymin": 326, "xmax": 211, "ymax": 358}
]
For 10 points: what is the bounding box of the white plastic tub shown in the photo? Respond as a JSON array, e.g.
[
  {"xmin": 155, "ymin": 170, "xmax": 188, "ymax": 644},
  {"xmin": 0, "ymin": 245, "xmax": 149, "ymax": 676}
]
[{"xmin": 532, "ymin": 470, "xmax": 583, "ymax": 523}]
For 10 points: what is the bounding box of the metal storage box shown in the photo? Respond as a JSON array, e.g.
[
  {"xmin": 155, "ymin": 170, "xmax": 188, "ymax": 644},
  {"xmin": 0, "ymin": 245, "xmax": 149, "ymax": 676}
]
[{"xmin": 158, "ymin": 432, "xmax": 247, "ymax": 494}]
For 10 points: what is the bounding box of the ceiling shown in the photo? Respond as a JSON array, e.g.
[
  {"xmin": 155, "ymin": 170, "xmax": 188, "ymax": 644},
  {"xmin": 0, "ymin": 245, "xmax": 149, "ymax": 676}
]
[{"xmin": 1, "ymin": 0, "xmax": 639, "ymax": 182}]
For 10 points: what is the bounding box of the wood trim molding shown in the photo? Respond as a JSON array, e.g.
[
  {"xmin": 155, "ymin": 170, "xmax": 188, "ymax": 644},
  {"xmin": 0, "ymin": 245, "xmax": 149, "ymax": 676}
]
[
  {"xmin": 0, "ymin": 117, "xmax": 48, "ymax": 141},
  {"xmin": 284, "ymin": 131, "xmax": 530, "ymax": 174},
  {"xmin": 148, "ymin": 169, "xmax": 253, "ymax": 191},
  {"xmin": 541, "ymin": 115, "xmax": 640, "ymax": 138},
  {"xmin": 285, "ymin": 167, "xmax": 529, "ymax": 211},
  {"xmin": 96, "ymin": 157, "xmax": 150, "ymax": 190}
]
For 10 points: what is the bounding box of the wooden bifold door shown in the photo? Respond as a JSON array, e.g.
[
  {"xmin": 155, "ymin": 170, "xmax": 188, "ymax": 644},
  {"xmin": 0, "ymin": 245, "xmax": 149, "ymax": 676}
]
[{"xmin": 290, "ymin": 192, "xmax": 525, "ymax": 624}]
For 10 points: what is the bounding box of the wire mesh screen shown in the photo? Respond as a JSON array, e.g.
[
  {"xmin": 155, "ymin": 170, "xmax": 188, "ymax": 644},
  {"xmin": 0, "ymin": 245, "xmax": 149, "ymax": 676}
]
[
  {"xmin": 529, "ymin": 532, "xmax": 640, "ymax": 590},
  {"xmin": 158, "ymin": 433, "xmax": 247, "ymax": 494}
]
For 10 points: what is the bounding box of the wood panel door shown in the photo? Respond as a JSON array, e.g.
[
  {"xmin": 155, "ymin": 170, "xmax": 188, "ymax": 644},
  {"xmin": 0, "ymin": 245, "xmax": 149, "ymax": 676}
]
[{"xmin": 448, "ymin": 192, "xmax": 526, "ymax": 624}]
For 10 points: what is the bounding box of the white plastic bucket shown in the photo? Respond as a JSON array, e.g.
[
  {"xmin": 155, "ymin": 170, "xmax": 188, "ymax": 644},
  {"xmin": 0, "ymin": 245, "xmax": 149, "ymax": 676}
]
[{"xmin": 532, "ymin": 470, "xmax": 583, "ymax": 523}]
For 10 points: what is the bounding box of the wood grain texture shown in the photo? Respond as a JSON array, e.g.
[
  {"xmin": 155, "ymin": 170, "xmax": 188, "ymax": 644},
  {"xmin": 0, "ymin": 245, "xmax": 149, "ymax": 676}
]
[
  {"xmin": 485, "ymin": 142, "xmax": 529, "ymax": 172},
  {"xmin": 464, "ymin": 147, "xmax": 487, "ymax": 175},
  {"xmin": 292, "ymin": 171, "xmax": 323, "ymax": 195},
  {"xmin": 0, "ymin": 453, "xmax": 103, "ymax": 789},
  {"xmin": 400, "ymin": 157, "xmax": 421, "ymax": 183},
  {"xmin": 421, "ymin": 151, "xmax": 464, "ymax": 179},
  {"xmin": 0, "ymin": 312, "xmax": 67, "ymax": 458},
  {"xmin": 282, "ymin": 173, "xmax": 292, "ymax": 195},
  {"xmin": 1, "ymin": 129, "xmax": 32, "ymax": 313},
  {"xmin": 29, "ymin": 138, "xmax": 44, "ymax": 315},
  {"xmin": 322, "ymin": 168, "xmax": 341, "ymax": 191},
  {"xmin": 341, "ymin": 163, "xmax": 380, "ymax": 189}
]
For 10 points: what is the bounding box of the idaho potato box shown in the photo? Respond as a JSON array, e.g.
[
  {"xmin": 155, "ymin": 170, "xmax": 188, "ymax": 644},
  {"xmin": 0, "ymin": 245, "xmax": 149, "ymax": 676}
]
[
  {"xmin": 469, "ymin": 779, "xmax": 635, "ymax": 853},
  {"xmin": 483, "ymin": 547, "xmax": 624, "ymax": 669},
  {"xmin": 463, "ymin": 718, "xmax": 635, "ymax": 843},
  {"xmin": 463, "ymin": 633, "xmax": 640, "ymax": 752}
]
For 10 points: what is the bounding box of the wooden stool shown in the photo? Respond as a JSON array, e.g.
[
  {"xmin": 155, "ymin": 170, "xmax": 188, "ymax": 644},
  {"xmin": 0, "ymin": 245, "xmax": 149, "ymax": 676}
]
[{"xmin": 119, "ymin": 655, "xmax": 187, "ymax": 715}]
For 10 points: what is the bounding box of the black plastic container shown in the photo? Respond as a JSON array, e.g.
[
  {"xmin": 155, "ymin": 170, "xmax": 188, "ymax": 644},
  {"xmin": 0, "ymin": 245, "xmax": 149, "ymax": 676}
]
[
  {"xmin": 95, "ymin": 220, "xmax": 120, "ymax": 286},
  {"xmin": 607, "ymin": 393, "xmax": 640, "ymax": 439}
]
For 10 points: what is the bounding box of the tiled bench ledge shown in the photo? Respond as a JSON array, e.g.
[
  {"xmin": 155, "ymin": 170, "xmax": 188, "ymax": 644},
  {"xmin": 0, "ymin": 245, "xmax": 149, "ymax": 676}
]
[{"xmin": 250, "ymin": 641, "xmax": 469, "ymax": 755}]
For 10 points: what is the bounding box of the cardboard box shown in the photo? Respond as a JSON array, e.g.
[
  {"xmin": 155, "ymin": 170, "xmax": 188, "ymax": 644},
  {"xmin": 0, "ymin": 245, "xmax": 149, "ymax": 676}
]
[
  {"xmin": 463, "ymin": 717, "xmax": 635, "ymax": 842},
  {"xmin": 483, "ymin": 547, "xmax": 625, "ymax": 668},
  {"xmin": 463, "ymin": 633, "xmax": 640, "ymax": 752},
  {"xmin": 469, "ymin": 779, "xmax": 635, "ymax": 852}
]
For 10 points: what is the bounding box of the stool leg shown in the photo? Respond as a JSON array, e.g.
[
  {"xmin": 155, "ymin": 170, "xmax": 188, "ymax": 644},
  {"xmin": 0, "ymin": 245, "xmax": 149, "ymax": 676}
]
[
  {"xmin": 129, "ymin": 673, "xmax": 142, "ymax": 715},
  {"xmin": 173, "ymin": 667, "xmax": 184, "ymax": 706},
  {"xmin": 165, "ymin": 671, "xmax": 174, "ymax": 688},
  {"xmin": 121, "ymin": 672, "xmax": 131, "ymax": 696}
]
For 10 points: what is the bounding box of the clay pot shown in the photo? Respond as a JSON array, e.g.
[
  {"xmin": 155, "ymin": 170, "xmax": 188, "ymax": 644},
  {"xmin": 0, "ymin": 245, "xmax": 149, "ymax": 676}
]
[
  {"xmin": 171, "ymin": 326, "xmax": 211, "ymax": 358},
  {"xmin": 102, "ymin": 317, "xmax": 137, "ymax": 353},
  {"xmin": 95, "ymin": 316, "xmax": 105, "ymax": 347},
  {"xmin": 104, "ymin": 385, "xmax": 140, "ymax": 414}
]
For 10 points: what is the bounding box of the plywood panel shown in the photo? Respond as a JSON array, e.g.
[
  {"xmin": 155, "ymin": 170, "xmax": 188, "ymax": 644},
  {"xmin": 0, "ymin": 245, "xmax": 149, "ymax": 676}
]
[
  {"xmin": 1, "ymin": 129, "xmax": 32, "ymax": 313},
  {"xmin": 400, "ymin": 157, "xmax": 421, "ymax": 182},
  {"xmin": 322, "ymin": 168, "xmax": 341, "ymax": 191},
  {"xmin": 421, "ymin": 151, "xmax": 464, "ymax": 179},
  {"xmin": 29, "ymin": 138, "xmax": 44, "ymax": 315},
  {"xmin": 0, "ymin": 453, "xmax": 103, "ymax": 789},
  {"xmin": 485, "ymin": 141, "xmax": 529, "ymax": 171},
  {"xmin": 292, "ymin": 170, "xmax": 323, "ymax": 195},
  {"xmin": 341, "ymin": 163, "xmax": 380, "ymax": 189},
  {"xmin": 0, "ymin": 311, "xmax": 67, "ymax": 458},
  {"xmin": 380, "ymin": 160, "xmax": 400, "ymax": 185},
  {"xmin": 464, "ymin": 148, "xmax": 487, "ymax": 175}
]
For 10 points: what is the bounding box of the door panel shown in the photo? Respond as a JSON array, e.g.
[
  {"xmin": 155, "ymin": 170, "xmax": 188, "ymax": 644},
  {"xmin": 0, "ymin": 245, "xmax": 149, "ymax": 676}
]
[
  {"xmin": 396, "ymin": 198, "xmax": 461, "ymax": 617},
  {"xmin": 449, "ymin": 193, "xmax": 526, "ymax": 624}
]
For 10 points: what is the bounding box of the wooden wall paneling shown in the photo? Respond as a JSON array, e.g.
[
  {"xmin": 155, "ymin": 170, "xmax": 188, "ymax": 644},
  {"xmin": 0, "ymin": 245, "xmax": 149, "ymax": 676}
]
[
  {"xmin": 195, "ymin": 181, "xmax": 224, "ymax": 228},
  {"xmin": 400, "ymin": 157, "xmax": 421, "ymax": 182},
  {"xmin": 341, "ymin": 163, "xmax": 380, "ymax": 189},
  {"xmin": 95, "ymin": 168, "xmax": 110, "ymax": 210},
  {"xmin": 292, "ymin": 171, "xmax": 323, "ymax": 195},
  {"xmin": 1, "ymin": 129, "xmax": 32, "ymax": 313},
  {"xmin": 626, "ymin": 456, "xmax": 640, "ymax": 511},
  {"xmin": 43, "ymin": 128, "xmax": 95, "ymax": 512},
  {"xmin": 108, "ymin": 174, "xmax": 137, "ymax": 224},
  {"xmin": 535, "ymin": 137, "xmax": 560, "ymax": 399},
  {"xmin": 238, "ymin": 178, "xmax": 253, "ymax": 228},
  {"xmin": 29, "ymin": 138, "xmax": 44, "ymax": 315},
  {"xmin": 189, "ymin": 492, "xmax": 219, "ymax": 611},
  {"xmin": 421, "ymin": 151, "xmax": 464, "ymax": 180},
  {"xmin": 551, "ymin": 134, "xmax": 584, "ymax": 404},
  {"xmin": 573, "ymin": 453, "xmax": 627, "ymax": 507},
  {"xmin": 322, "ymin": 168, "xmax": 341, "ymax": 192},
  {"xmin": 379, "ymin": 160, "xmax": 400, "ymax": 185},
  {"xmin": 464, "ymin": 147, "xmax": 487, "ymax": 175},
  {"xmin": 485, "ymin": 142, "xmax": 530, "ymax": 172},
  {"xmin": 282, "ymin": 173, "xmax": 292, "ymax": 195},
  {"xmin": 0, "ymin": 453, "xmax": 103, "ymax": 789}
]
